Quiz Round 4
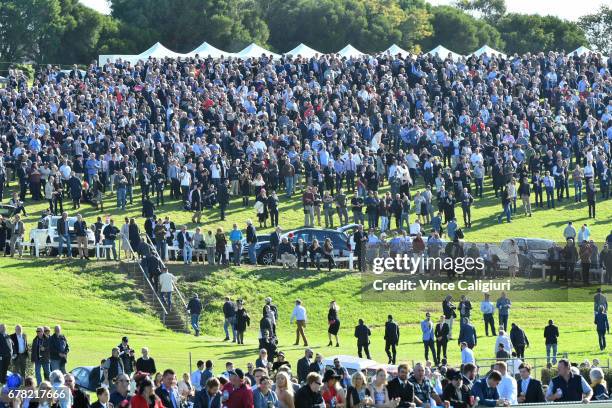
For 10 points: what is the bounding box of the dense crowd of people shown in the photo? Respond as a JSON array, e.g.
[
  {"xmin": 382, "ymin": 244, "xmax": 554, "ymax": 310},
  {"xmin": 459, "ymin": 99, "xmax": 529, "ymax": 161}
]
[
  {"xmin": 0, "ymin": 49, "xmax": 610, "ymax": 256},
  {"xmin": 1, "ymin": 289, "xmax": 611, "ymax": 408}
]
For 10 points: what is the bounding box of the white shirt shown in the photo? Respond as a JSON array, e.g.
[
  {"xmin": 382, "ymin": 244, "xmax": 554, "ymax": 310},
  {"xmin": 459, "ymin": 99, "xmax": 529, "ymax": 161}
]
[
  {"xmin": 159, "ymin": 272, "xmax": 177, "ymax": 293},
  {"xmin": 480, "ymin": 301, "xmax": 495, "ymax": 315},
  {"xmin": 498, "ymin": 374, "xmax": 518, "ymax": 405},
  {"xmin": 16, "ymin": 334, "xmax": 26, "ymax": 354},
  {"xmin": 461, "ymin": 347, "xmax": 475, "ymax": 364},
  {"xmin": 494, "ymin": 335, "xmax": 513, "ymax": 355},
  {"xmin": 290, "ymin": 305, "xmax": 307, "ymax": 322}
]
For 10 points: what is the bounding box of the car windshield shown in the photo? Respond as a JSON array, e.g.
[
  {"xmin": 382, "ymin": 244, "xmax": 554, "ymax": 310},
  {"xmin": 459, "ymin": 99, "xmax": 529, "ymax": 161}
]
[
  {"xmin": 527, "ymin": 240, "xmax": 552, "ymax": 251},
  {"xmin": 50, "ymin": 218, "xmax": 77, "ymax": 228}
]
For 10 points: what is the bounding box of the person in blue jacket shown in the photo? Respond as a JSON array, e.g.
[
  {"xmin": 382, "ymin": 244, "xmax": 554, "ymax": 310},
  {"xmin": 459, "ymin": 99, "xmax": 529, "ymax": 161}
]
[{"xmin": 471, "ymin": 370, "xmax": 506, "ymax": 407}]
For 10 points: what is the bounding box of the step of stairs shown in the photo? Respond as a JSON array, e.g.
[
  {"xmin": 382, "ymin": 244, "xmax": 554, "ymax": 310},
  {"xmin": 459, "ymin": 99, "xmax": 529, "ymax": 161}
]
[{"xmin": 120, "ymin": 261, "xmax": 190, "ymax": 334}]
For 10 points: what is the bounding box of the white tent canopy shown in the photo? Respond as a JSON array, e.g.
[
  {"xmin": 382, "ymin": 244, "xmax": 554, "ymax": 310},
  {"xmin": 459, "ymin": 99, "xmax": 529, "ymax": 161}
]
[
  {"xmin": 285, "ymin": 43, "xmax": 321, "ymax": 58},
  {"xmin": 188, "ymin": 42, "xmax": 233, "ymax": 58},
  {"xmin": 472, "ymin": 44, "xmax": 506, "ymax": 59},
  {"xmin": 568, "ymin": 46, "xmax": 592, "ymax": 57},
  {"xmin": 427, "ymin": 45, "xmax": 463, "ymax": 61},
  {"xmin": 337, "ymin": 44, "xmax": 365, "ymax": 59},
  {"xmin": 236, "ymin": 43, "xmax": 280, "ymax": 59},
  {"xmin": 98, "ymin": 42, "xmax": 183, "ymax": 65},
  {"xmin": 384, "ymin": 44, "xmax": 410, "ymax": 57}
]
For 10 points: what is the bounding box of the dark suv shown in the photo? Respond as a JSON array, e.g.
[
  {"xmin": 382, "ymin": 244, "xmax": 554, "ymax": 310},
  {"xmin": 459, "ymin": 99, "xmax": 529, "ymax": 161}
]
[{"xmin": 256, "ymin": 228, "xmax": 351, "ymax": 265}]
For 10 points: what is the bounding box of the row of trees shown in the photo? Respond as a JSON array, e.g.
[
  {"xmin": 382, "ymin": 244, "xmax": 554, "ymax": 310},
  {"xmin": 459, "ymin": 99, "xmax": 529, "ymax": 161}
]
[{"xmin": 0, "ymin": 0, "xmax": 609, "ymax": 66}]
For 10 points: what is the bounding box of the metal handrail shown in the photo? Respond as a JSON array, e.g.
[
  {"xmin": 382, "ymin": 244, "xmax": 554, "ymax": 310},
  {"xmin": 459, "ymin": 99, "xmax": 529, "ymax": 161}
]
[
  {"xmin": 124, "ymin": 237, "xmax": 168, "ymax": 318},
  {"xmin": 142, "ymin": 233, "xmax": 188, "ymax": 311}
]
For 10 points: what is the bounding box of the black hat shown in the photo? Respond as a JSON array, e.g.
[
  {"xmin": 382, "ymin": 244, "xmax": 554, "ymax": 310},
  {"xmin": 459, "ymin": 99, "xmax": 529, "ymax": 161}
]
[
  {"xmin": 234, "ymin": 368, "xmax": 245, "ymax": 379},
  {"xmin": 322, "ymin": 369, "xmax": 341, "ymax": 382}
]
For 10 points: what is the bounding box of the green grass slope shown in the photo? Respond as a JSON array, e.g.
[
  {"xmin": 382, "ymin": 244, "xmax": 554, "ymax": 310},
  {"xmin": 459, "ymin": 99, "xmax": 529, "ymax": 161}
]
[{"xmin": 1, "ymin": 258, "xmax": 610, "ymax": 379}]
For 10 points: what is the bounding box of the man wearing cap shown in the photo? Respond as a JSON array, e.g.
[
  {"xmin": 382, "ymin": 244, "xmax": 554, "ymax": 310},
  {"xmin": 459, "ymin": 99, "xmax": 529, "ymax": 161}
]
[
  {"xmin": 221, "ymin": 369, "xmax": 253, "ymax": 408},
  {"xmin": 187, "ymin": 293, "xmax": 202, "ymax": 336}
]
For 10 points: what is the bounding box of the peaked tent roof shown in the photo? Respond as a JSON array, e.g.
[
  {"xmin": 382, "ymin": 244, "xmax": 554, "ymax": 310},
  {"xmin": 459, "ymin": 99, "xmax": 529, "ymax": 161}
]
[
  {"xmin": 384, "ymin": 44, "xmax": 410, "ymax": 57},
  {"xmin": 285, "ymin": 43, "xmax": 321, "ymax": 58},
  {"xmin": 472, "ymin": 44, "xmax": 506, "ymax": 59},
  {"xmin": 138, "ymin": 42, "xmax": 183, "ymax": 60},
  {"xmin": 568, "ymin": 46, "xmax": 592, "ymax": 57},
  {"xmin": 337, "ymin": 44, "xmax": 365, "ymax": 59},
  {"xmin": 236, "ymin": 43, "xmax": 280, "ymax": 59},
  {"xmin": 426, "ymin": 45, "xmax": 463, "ymax": 61},
  {"xmin": 188, "ymin": 42, "xmax": 234, "ymax": 58}
]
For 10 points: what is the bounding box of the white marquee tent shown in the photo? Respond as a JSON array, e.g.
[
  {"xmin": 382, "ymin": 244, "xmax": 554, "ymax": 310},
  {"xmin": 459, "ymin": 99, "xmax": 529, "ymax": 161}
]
[
  {"xmin": 98, "ymin": 42, "xmax": 183, "ymax": 65},
  {"xmin": 188, "ymin": 41, "xmax": 234, "ymax": 58},
  {"xmin": 337, "ymin": 44, "xmax": 365, "ymax": 59},
  {"xmin": 236, "ymin": 43, "xmax": 280, "ymax": 59},
  {"xmin": 568, "ymin": 46, "xmax": 592, "ymax": 57},
  {"xmin": 472, "ymin": 44, "xmax": 506, "ymax": 59},
  {"xmin": 285, "ymin": 43, "xmax": 321, "ymax": 58},
  {"xmin": 427, "ymin": 45, "xmax": 463, "ymax": 61},
  {"xmin": 384, "ymin": 44, "xmax": 410, "ymax": 57}
]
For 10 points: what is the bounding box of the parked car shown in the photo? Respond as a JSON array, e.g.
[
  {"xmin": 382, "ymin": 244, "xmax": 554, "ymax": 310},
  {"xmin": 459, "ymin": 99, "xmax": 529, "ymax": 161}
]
[
  {"xmin": 70, "ymin": 366, "xmax": 96, "ymax": 391},
  {"xmin": 0, "ymin": 204, "xmax": 17, "ymax": 218},
  {"xmin": 255, "ymin": 228, "xmax": 352, "ymax": 266},
  {"xmin": 29, "ymin": 215, "xmax": 96, "ymax": 256},
  {"xmin": 322, "ymin": 355, "xmax": 397, "ymax": 381}
]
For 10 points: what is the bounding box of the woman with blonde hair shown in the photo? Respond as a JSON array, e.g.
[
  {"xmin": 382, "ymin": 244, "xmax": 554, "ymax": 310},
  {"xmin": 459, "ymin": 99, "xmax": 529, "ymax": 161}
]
[
  {"xmin": 346, "ymin": 371, "xmax": 373, "ymax": 408},
  {"xmin": 590, "ymin": 367, "xmax": 609, "ymax": 400},
  {"xmin": 275, "ymin": 371, "xmax": 295, "ymax": 408},
  {"xmin": 368, "ymin": 368, "xmax": 391, "ymax": 408}
]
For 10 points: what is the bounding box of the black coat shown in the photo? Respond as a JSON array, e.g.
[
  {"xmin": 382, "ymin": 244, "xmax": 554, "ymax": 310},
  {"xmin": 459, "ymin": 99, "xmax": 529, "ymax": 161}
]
[
  {"xmin": 0, "ymin": 333, "xmax": 12, "ymax": 358},
  {"xmin": 235, "ymin": 309, "xmax": 250, "ymax": 332},
  {"xmin": 384, "ymin": 321, "xmax": 400, "ymax": 344},
  {"xmin": 354, "ymin": 323, "xmax": 371, "ymax": 346},
  {"xmin": 88, "ymin": 366, "xmax": 104, "ymax": 390},
  {"xmin": 387, "ymin": 377, "xmax": 415, "ymax": 407},
  {"xmin": 517, "ymin": 378, "xmax": 545, "ymax": 403},
  {"xmin": 193, "ymin": 390, "xmax": 221, "ymax": 408},
  {"xmin": 297, "ymin": 357, "xmax": 311, "ymax": 383},
  {"xmin": 435, "ymin": 322, "xmax": 450, "ymax": 343}
]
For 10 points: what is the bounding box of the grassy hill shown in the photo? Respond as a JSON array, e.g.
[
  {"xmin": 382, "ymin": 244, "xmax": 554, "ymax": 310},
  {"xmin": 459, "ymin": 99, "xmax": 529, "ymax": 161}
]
[{"xmin": 2, "ymin": 258, "xmax": 610, "ymax": 379}]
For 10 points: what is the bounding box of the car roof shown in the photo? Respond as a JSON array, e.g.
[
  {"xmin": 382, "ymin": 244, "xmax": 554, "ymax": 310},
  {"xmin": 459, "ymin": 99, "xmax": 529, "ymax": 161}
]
[{"xmin": 322, "ymin": 355, "xmax": 379, "ymax": 370}]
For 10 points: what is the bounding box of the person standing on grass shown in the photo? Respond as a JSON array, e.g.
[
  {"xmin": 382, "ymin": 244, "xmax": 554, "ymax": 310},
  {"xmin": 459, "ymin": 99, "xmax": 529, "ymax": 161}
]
[
  {"xmin": 595, "ymin": 305, "xmax": 609, "ymax": 351},
  {"xmin": 74, "ymin": 213, "xmax": 89, "ymax": 260},
  {"xmin": 0, "ymin": 323, "xmax": 12, "ymax": 385},
  {"xmin": 246, "ymin": 220, "xmax": 258, "ymax": 265},
  {"xmin": 496, "ymin": 292, "xmax": 511, "ymax": 331},
  {"xmin": 290, "ymin": 299, "xmax": 308, "ymax": 347},
  {"xmin": 187, "ymin": 293, "xmax": 202, "ymax": 337},
  {"xmin": 594, "ymin": 288, "xmax": 608, "ymax": 313},
  {"xmin": 135, "ymin": 347, "xmax": 156, "ymax": 375},
  {"xmin": 586, "ymin": 180, "xmax": 597, "ymax": 218},
  {"xmin": 223, "ymin": 296, "xmax": 237, "ymax": 343},
  {"xmin": 49, "ymin": 325, "xmax": 69, "ymax": 373},
  {"xmin": 435, "ymin": 315, "xmax": 449, "ymax": 362},
  {"xmin": 421, "ymin": 312, "xmax": 438, "ymax": 365},
  {"xmin": 544, "ymin": 319, "xmax": 559, "ymax": 365},
  {"xmin": 229, "ymin": 224, "xmax": 243, "ymax": 267},
  {"xmin": 327, "ymin": 300, "xmax": 340, "ymax": 347},
  {"xmin": 9, "ymin": 324, "xmax": 28, "ymax": 379},
  {"xmin": 354, "ymin": 318, "xmax": 372, "ymax": 360}
]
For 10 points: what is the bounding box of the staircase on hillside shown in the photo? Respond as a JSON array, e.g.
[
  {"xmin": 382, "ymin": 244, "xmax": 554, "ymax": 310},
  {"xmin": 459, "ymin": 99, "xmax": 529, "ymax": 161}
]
[{"xmin": 120, "ymin": 261, "xmax": 190, "ymax": 333}]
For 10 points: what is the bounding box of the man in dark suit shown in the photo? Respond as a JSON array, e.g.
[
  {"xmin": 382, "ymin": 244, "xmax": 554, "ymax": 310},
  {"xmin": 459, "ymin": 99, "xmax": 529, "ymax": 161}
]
[
  {"xmin": 155, "ymin": 369, "xmax": 181, "ymax": 408},
  {"xmin": 57, "ymin": 212, "xmax": 72, "ymax": 258},
  {"xmin": 458, "ymin": 317, "xmax": 477, "ymax": 349},
  {"xmin": 387, "ymin": 363, "xmax": 415, "ymax": 407},
  {"xmin": 10, "ymin": 324, "xmax": 28, "ymax": 378},
  {"xmin": 296, "ymin": 348, "xmax": 312, "ymax": 384},
  {"xmin": 384, "ymin": 315, "xmax": 400, "ymax": 364},
  {"xmin": 217, "ymin": 180, "xmax": 229, "ymax": 221},
  {"xmin": 89, "ymin": 359, "xmax": 106, "ymax": 390},
  {"xmin": 31, "ymin": 326, "xmax": 51, "ymax": 384},
  {"xmin": 517, "ymin": 363, "xmax": 545, "ymax": 403},
  {"xmin": 353, "ymin": 225, "xmax": 367, "ymax": 271},
  {"xmin": 91, "ymin": 387, "xmax": 110, "ymax": 408},
  {"xmin": 65, "ymin": 373, "xmax": 90, "ymax": 408},
  {"xmin": 194, "ymin": 377, "xmax": 222, "ymax": 408},
  {"xmin": 471, "ymin": 371, "xmax": 502, "ymax": 407},
  {"xmin": 0, "ymin": 323, "xmax": 13, "ymax": 384},
  {"xmin": 435, "ymin": 315, "xmax": 450, "ymax": 361},
  {"xmin": 354, "ymin": 319, "xmax": 371, "ymax": 359}
]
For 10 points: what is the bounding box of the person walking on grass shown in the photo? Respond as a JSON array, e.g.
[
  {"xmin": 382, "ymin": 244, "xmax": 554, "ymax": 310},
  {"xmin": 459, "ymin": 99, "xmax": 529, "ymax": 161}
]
[
  {"xmin": 327, "ymin": 300, "xmax": 340, "ymax": 347},
  {"xmin": 187, "ymin": 293, "xmax": 202, "ymax": 337},
  {"xmin": 384, "ymin": 315, "xmax": 400, "ymax": 365},
  {"xmin": 222, "ymin": 296, "xmax": 237, "ymax": 343},
  {"xmin": 290, "ymin": 299, "xmax": 308, "ymax": 347},
  {"xmin": 595, "ymin": 305, "xmax": 609, "ymax": 351},
  {"xmin": 354, "ymin": 319, "xmax": 372, "ymax": 360}
]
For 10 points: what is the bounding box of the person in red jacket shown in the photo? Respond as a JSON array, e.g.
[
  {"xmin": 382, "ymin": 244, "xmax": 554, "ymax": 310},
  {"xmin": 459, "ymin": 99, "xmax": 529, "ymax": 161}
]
[
  {"xmin": 221, "ymin": 369, "xmax": 254, "ymax": 408},
  {"xmin": 129, "ymin": 379, "xmax": 164, "ymax": 408}
]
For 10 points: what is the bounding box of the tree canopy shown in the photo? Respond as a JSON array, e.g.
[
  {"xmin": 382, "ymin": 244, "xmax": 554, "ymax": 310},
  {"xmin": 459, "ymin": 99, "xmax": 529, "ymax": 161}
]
[{"xmin": 0, "ymin": 0, "xmax": 598, "ymax": 66}]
